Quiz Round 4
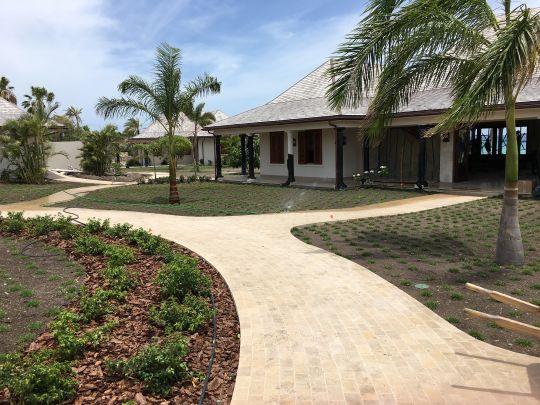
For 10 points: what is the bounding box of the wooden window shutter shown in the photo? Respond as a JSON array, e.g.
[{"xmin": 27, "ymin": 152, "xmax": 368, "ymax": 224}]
[
  {"xmin": 270, "ymin": 132, "xmax": 285, "ymax": 164},
  {"xmin": 298, "ymin": 132, "xmax": 306, "ymax": 164}
]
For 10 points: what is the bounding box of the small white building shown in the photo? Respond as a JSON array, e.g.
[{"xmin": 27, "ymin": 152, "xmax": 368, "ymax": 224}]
[
  {"xmin": 207, "ymin": 61, "xmax": 540, "ymax": 193},
  {"xmin": 130, "ymin": 111, "xmax": 228, "ymax": 166}
]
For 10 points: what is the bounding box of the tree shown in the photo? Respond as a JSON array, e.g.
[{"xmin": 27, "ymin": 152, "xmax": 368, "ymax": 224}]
[
  {"xmin": 123, "ymin": 118, "xmax": 141, "ymax": 138},
  {"xmin": 65, "ymin": 106, "xmax": 83, "ymax": 130},
  {"xmin": 222, "ymin": 135, "xmax": 260, "ymax": 169},
  {"xmin": 0, "ymin": 76, "xmax": 17, "ymax": 104},
  {"xmin": 185, "ymin": 102, "xmax": 216, "ymax": 173},
  {"xmin": 95, "ymin": 43, "xmax": 221, "ymax": 203},
  {"xmin": 79, "ymin": 124, "xmax": 123, "ymax": 176},
  {"xmin": 327, "ymin": 0, "xmax": 540, "ymax": 265},
  {"xmin": 22, "ymin": 87, "xmax": 59, "ymax": 121}
]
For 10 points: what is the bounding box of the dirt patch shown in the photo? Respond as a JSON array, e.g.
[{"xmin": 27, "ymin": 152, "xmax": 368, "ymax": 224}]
[
  {"xmin": 0, "ymin": 237, "xmax": 83, "ymax": 353},
  {"xmin": 0, "ymin": 225, "xmax": 240, "ymax": 404},
  {"xmin": 65, "ymin": 172, "xmax": 148, "ymax": 183},
  {"xmin": 294, "ymin": 197, "xmax": 540, "ymax": 357}
]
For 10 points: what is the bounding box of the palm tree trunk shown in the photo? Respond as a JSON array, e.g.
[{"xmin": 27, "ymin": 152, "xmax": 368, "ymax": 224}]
[
  {"xmin": 169, "ymin": 152, "xmax": 180, "ymax": 204},
  {"xmin": 495, "ymin": 98, "xmax": 524, "ymax": 265},
  {"xmin": 192, "ymin": 126, "xmax": 199, "ymax": 175}
]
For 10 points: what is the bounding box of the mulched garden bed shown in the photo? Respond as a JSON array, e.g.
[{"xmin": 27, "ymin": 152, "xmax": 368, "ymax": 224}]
[
  {"xmin": 293, "ymin": 197, "xmax": 540, "ymax": 357},
  {"xmin": 0, "ymin": 216, "xmax": 240, "ymax": 404}
]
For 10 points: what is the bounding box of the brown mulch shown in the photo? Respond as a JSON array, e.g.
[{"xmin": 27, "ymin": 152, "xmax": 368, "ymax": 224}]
[{"xmin": 0, "ymin": 228, "xmax": 240, "ymax": 404}]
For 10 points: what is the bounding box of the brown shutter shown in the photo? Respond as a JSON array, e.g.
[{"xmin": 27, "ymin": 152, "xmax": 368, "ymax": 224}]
[
  {"xmin": 298, "ymin": 132, "xmax": 306, "ymax": 164},
  {"xmin": 314, "ymin": 130, "xmax": 322, "ymax": 164},
  {"xmin": 270, "ymin": 132, "xmax": 285, "ymax": 164}
]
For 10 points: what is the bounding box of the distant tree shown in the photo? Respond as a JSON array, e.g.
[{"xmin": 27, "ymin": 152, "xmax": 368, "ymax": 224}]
[
  {"xmin": 79, "ymin": 124, "xmax": 123, "ymax": 176},
  {"xmin": 65, "ymin": 106, "xmax": 83, "ymax": 130},
  {"xmin": 0, "ymin": 77, "xmax": 17, "ymax": 104},
  {"xmin": 22, "ymin": 87, "xmax": 59, "ymax": 121},
  {"xmin": 123, "ymin": 118, "xmax": 141, "ymax": 138},
  {"xmin": 222, "ymin": 135, "xmax": 260, "ymax": 169},
  {"xmin": 96, "ymin": 43, "xmax": 221, "ymax": 204},
  {"xmin": 185, "ymin": 102, "xmax": 215, "ymax": 174}
]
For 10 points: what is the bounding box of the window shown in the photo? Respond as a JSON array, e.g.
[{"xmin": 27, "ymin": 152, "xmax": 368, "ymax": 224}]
[
  {"xmin": 469, "ymin": 125, "xmax": 528, "ymax": 156},
  {"xmin": 298, "ymin": 129, "xmax": 322, "ymax": 165},
  {"xmin": 269, "ymin": 132, "xmax": 285, "ymax": 164}
]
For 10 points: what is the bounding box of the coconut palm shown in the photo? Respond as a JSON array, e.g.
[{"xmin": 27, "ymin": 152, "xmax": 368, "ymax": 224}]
[
  {"xmin": 0, "ymin": 76, "xmax": 17, "ymax": 104},
  {"xmin": 123, "ymin": 117, "xmax": 141, "ymax": 138},
  {"xmin": 185, "ymin": 102, "xmax": 216, "ymax": 173},
  {"xmin": 22, "ymin": 86, "xmax": 59, "ymax": 121},
  {"xmin": 327, "ymin": 0, "xmax": 540, "ymax": 265},
  {"xmin": 96, "ymin": 43, "xmax": 221, "ymax": 203},
  {"xmin": 65, "ymin": 106, "xmax": 83, "ymax": 129}
]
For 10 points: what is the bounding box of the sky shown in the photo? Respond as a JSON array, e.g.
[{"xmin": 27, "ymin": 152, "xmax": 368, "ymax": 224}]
[{"xmin": 2, "ymin": 0, "xmax": 539, "ymax": 130}]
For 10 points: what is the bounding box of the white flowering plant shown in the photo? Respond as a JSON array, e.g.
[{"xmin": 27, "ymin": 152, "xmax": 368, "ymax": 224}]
[{"xmin": 352, "ymin": 165, "xmax": 389, "ymax": 187}]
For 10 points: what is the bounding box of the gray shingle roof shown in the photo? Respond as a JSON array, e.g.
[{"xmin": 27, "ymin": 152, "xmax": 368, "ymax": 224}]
[
  {"xmin": 208, "ymin": 60, "xmax": 540, "ymax": 130},
  {"xmin": 131, "ymin": 110, "xmax": 228, "ymax": 141},
  {"xmin": 0, "ymin": 98, "xmax": 25, "ymax": 126}
]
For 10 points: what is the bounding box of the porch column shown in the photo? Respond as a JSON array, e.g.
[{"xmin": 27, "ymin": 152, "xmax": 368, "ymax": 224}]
[
  {"xmin": 416, "ymin": 129, "xmax": 428, "ymax": 189},
  {"xmin": 363, "ymin": 137, "xmax": 370, "ymax": 172},
  {"xmin": 335, "ymin": 127, "xmax": 347, "ymax": 190},
  {"xmin": 240, "ymin": 134, "xmax": 247, "ymax": 175},
  {"xmin": 283, "ymin": 130, "xmax": 295, "ymax": 186},
  {"xmin": 214, "ymin": 135, "xmax": 223, "ymax": 180},
  {"xmin": 247, "ymin": 134, "xmax": 256, "ymax": 179}
]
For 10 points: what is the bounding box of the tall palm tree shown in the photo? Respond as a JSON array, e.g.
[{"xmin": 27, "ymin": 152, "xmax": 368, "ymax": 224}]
[
  {"xmin": 22, "ymin": 86, "xmax": 59, "ymax": 121},
  {"xmin": 123, "ymin": 117, "xmax": 141, "ymax": 138},
  {"xmin": 185, "ymin": 102, "xmax": 216, "ymax": 173},
  {"xmin": 327, "ymin": 0, "xmax": 540, "ymax": 265},
  {"xmin": 96, "ymin": 43, "xmax": 221, "ymax": 203},
  {"xmin": 65, "ymin": 106, "xmax": 83, "ymax": 129},
  {"xmin": 0, "ymin": 76, "xmax": 17, "ymax": 104}
]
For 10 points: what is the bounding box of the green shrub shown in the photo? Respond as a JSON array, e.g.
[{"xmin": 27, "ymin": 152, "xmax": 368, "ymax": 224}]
[
  {"xmin": 54, "ymin": 216, "xmax": 80, "ymax": 240},
  {"xmin": 0, "ymin": 352, "xmax": 76, "ymax": 405},
  {"xmin": 127, "ymin": 228, "xmax": 163, "ymax": 255},
  {"xmin": 104, "ymin": 223, "xmax": 133, "ymax": 239},
  {"xmin": 150, "ymin": 294, "xmax": 213, "ymax": 333},
  {"xmin": 79, "ymin": 289, "xmax": 113, "ymax": 322},
  {"xmin": 103, "ymin": 266, "xmax": 135, "ymax": 293},
  {"xmin": 28, "ymin": 215, "xmax": 58, "ymax": 236},
  {"xmin": 86, "ymin": 218, "xmax": 110, "ymax": 234},
  {"xmin": 104, "ymin": 245, "xmax": 135, "ymax": 267},
  {"xmin": 1, "ymin": 212, "xmax": 26, "ymax": 234},
  {"xmin": 156, "ymin": 256, "xmax": 211, "ymax": 301},
  {"xmin": 74, "ymin": 235, "xmax": 107, "ymax": 255},
  {"xmin": 106, "ymin": 335, "xmax": 191, "ymax": 395}
]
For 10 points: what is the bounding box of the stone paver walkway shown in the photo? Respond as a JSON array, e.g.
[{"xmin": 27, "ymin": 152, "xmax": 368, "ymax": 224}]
[{"xmin": 1, "ymin": 189, "xmax": 538, "ymax": 404}]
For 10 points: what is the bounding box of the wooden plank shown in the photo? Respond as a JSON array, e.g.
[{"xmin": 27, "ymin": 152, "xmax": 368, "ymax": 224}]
[
  {"xmin": 466, "ymin": 283, "xmax": 540, "ymax": 314},
  {"xmin": 465, "ymin": 308, "xmax": 540, "ymax": 339}
]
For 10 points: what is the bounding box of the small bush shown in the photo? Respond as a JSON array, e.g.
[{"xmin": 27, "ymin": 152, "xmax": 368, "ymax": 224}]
[
  {"xmin": 106, "ymin": 335, "xmax": 191, "ymax": 395},
  {"xmin": 103, "ymin": 266, "xmax": 135, "ymax": 293},
  {"xmin": 150, "ymin": 294, "xmax": 213, "ymax": 333},
  {"xmin": 424, "ymin": 300, "xmax": 438, "ymax": 310},
  {"xmin": 28, "ymin": 215, "xmax": 58, "ymax": 236},
  {"xmin": 0, "ymin": 352, "xmax": 76, "ymax": 404},
  {"xmin": 1, "ymin": 212, "xmax": 25, "ymax": 234},
  {"xmin": 74, "ymin": 235, "xmax": 107, "ymax": 255},
  {"xmin": 104, "ymin": 223, "xmax": 133, "ymax": 239},
  {"xmin": 156, "ymin": 256, "xmax": 211, "ymax": 301},
  {"xmin": 127, "ymin": 228, "xmax": 163, "ymax": 255},
  {"xmin": 79, "ymin": 289, "xmax": 113, "ymax": 322},
  {"xmin": 469, "ymin": 330, "xmax": 485, "ymax": 341},
  {"xmin": 104, "ymin": 245, "xmax": 135, "ymax": 267},
  {"xmin": 86, "ymin": 218, "xmax": 110, "ymax": 234},
  {"xmin": 49, "ymin": 311, "xmax": 85, "ymax": 360}
]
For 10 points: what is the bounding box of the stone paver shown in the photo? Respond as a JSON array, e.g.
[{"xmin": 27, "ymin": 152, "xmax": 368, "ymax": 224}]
[{"xmin": 1, "ymin": 190, "xmax": 538, "ymax": 404}]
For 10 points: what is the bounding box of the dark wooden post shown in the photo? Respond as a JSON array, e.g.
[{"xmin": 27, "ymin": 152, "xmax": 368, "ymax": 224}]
[
  {"xmin": 363, "ymin": 137, "xmax": 370, "ymax": 172},
  {"xmin": 416, "ymin": 128, "xmax": 428, "ymax": 189},
  {"xmin": 283, "ymin": 130, "xmax": 295, "ymax": 186},
  {"xmin": 335, "ymin": 127, "xmax": 346, "ymax": 190},
  {"xmin": 214, "ymin": 135, "xmax": 222, "ymax": 180},
  {"xmin": 248, "ymin": 134, "xmax": 255, "ymax": 179},
  {"xmin": 240, "ymin": 134, "xmax": 247, "ymax": 176}
]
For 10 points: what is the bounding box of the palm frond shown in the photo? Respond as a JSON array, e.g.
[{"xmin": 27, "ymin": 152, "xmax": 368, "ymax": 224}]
[
  {"xmin": 184, "ymin": 74, "xmax": 221, "ymax": 100},
  {"xmin": 95, "ymin": 97, "xmax": 161, "ymax": 124}
]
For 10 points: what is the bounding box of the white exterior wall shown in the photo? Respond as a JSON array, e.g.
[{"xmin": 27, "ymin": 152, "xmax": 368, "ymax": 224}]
[
  {"xmin": 343, "ymin": 128, "xmax": 363, "ymax": 178},
  {"xmin": 48, "ymin": 141, "xmax": 83, "ymax": 170},
  {"xmin": 439, "ymin": 133, "xmax": 454, "ymax": 183},
  {"xmin": 197, "ymin": 137, "xmax": 215, "ymax": 165}
]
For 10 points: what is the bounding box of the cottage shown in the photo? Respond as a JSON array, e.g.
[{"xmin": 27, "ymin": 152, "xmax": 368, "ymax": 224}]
[{"xmin": 207, "ymin": 61, "xmax": 540, "ymax": 193}]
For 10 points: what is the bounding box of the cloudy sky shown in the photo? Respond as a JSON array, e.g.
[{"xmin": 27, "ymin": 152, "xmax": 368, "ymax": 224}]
[{"xmin": 2, "ymin": 0, "xmax": 539, "ymax": 129}]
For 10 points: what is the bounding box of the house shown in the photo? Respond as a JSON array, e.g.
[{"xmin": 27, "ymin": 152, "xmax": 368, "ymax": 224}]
[
  {"xmin": 206, "ymin": 61, "xmax": 540, "ymax": 193},
  {"xmin": 130, "ymin": 111, "xmax": 228, "ymax": 166},
  {"xmin": 0, "ymin": 97, "xmax": 25, "ymax": 126}
]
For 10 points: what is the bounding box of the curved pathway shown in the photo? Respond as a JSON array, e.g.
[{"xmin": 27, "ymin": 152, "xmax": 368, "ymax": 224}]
[{"xmin": 1, "ymin": 188, "xmax": 538, "ymax": 404}]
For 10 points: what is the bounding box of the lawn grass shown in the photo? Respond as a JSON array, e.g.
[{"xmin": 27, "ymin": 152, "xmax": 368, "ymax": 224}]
[
  {"xmin": 0, "ymin": 182, "xmax": 81, "ymax": 204},
  {"xmin": 59, "ymin": 182, "xmax": 419, "ymax": 216},
  {"xmin": 293, "ymin": 197, "xmax": 540, "ymax": 357},
  {"xmin": 126, "ymin": 164, "xmax": 257, "ymax": 177}
]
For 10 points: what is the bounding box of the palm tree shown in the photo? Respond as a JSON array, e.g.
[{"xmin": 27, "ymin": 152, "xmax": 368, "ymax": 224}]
[
  {"xmin": 0, "ymin": 77, "xmax": 17, "ymax": 104},
  {"xmin": 185, "ymin": 102, "xmax": 216, "ymax": 173},
  {"xmin": 327, "ymin": 0, "xmax": 540, "ymax": 265},
  {"xmin": 65, "ymin": 106, "xmax": 83, "ymax": 129},
  {"xmin": 96, "ymin": 43, "xmax": 221, "ymax": 203},
  {"xmin": 123, "ymin": 117, "xmax": 140, "ymax": 138},
  {"xmin": 22, "ymin": 86, "xmax": 59, "ymax": 121}
]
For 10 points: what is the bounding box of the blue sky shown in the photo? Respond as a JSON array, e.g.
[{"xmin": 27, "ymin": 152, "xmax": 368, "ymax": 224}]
[{"xmin": 2, "ymin": 0, "xmax": 538, "ymax": 129}]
